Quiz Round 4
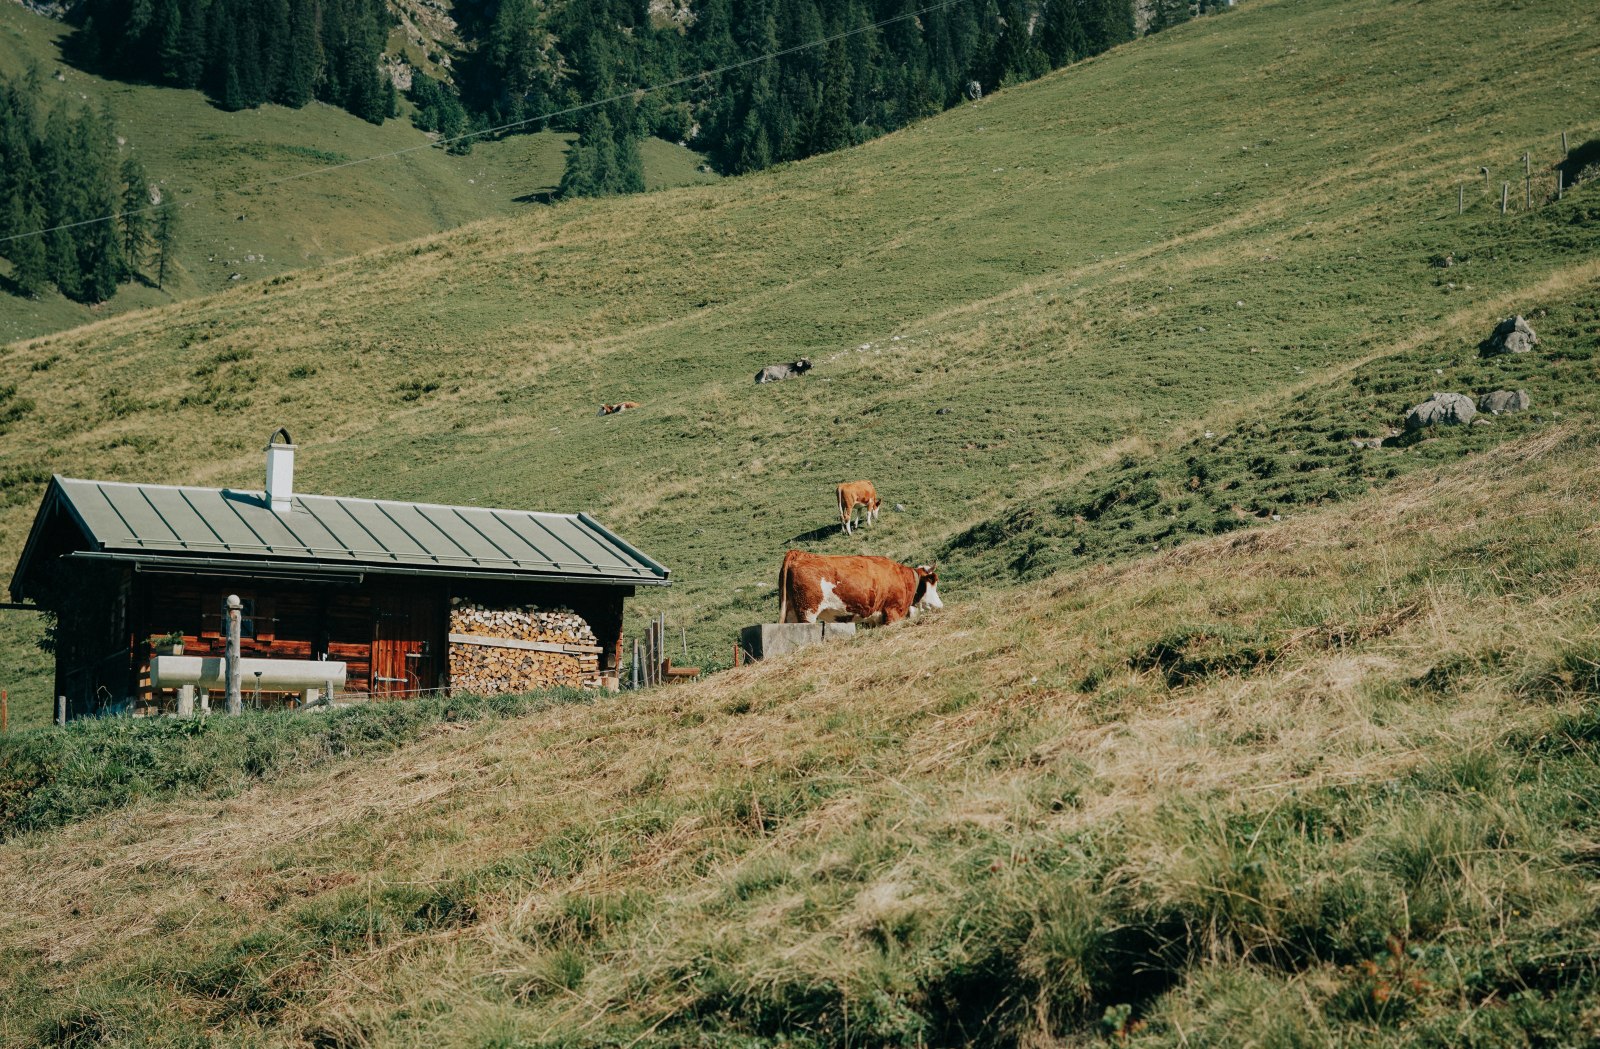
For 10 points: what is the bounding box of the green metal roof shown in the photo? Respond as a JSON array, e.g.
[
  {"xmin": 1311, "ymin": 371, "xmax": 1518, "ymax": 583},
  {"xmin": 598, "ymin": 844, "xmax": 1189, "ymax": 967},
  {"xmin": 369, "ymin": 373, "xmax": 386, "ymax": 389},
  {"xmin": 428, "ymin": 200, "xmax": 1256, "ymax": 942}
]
[{"xmin": 11, "ymin": 477, "xmax": 670, "ymax": 599}]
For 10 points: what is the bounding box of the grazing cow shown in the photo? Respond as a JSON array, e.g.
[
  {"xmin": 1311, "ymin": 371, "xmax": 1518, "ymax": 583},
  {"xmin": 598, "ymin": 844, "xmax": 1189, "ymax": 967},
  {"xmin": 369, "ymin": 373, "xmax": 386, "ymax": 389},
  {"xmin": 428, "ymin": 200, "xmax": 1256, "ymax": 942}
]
[
  {"xmin": 597, "ymin": 402, "xmax": 641, "ymax": 415},
  {"xmin": 777, "ymin": 551, "xmax": 942, "ymax": 625},
  {"xmin": 836, "ymin": 480, "xmax": 881, "ymax": 535},
  {"xmin": 755, "ymin": 358, "xmax": 813, "ymax": 384}
]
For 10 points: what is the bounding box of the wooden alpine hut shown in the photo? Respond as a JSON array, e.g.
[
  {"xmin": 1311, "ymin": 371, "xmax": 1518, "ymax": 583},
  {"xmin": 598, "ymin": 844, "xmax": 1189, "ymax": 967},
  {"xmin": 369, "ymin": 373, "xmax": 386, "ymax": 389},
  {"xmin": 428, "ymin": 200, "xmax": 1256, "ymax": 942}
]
[{"xmin": 9, "ymin": 430, "xmax": 670, "ymax": 719}]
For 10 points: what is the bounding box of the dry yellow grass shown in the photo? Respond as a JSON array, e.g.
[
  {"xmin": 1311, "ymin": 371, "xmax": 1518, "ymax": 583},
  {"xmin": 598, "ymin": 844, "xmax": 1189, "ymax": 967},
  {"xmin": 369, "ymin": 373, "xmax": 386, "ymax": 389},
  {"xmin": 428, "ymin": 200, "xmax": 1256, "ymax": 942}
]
[{"xmin": 4, "ymin": 424, "xmax": 1599, "ymax": 1044}]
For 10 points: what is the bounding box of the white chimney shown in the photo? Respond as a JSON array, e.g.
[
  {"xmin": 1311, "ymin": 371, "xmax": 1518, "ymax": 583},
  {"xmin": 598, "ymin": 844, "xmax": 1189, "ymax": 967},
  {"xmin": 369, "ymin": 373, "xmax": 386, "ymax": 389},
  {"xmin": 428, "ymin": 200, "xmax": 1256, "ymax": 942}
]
[{"xmin": 265, "ymin": 427, "xmax": 296, "ymax": 513}]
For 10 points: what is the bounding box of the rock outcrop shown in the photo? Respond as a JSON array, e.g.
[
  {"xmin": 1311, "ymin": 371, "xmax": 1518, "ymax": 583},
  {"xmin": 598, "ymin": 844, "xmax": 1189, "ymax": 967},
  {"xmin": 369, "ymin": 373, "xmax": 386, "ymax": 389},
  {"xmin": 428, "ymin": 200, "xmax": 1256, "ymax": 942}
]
[{"xmin": 1405, "ymin": 392, "xmax": 1476, "ymax": 430}]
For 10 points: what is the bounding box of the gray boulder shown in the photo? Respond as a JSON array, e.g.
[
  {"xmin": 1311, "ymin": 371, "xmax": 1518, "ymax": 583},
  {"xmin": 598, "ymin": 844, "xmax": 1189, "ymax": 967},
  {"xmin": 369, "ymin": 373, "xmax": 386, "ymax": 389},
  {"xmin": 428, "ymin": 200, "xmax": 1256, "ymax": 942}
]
[
  {"xmin": 1482, "ymin": 315, "xmax": 1539, "ymax": 356},
  {"xmin": 1405, "ymin": 391, "xmax": 1476, "ymax": 431},
  {"xmin": 1481, "ymin": 389, "xmax": 1530, "ymax": 414}
]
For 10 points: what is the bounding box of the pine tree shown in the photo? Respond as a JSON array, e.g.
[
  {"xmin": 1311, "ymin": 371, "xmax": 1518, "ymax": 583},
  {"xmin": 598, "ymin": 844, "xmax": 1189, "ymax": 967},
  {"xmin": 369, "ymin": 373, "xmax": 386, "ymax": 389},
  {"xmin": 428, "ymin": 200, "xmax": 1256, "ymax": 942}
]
[
  {"xmin": 38, "ymin": 106, "xmax": 83, "ymax": 300},
  {"xmin": 1084, "ymin": 0, "xmax": 1135, "ymax": 53},
  {"xmin": 67, "ymin": 108, "xmax": 124, "ymax": 303},
  {"xmin": 153, "ymin": 202, "xmax": 179, "ymax": 290},
  {"xmin": 610, "ymin": 123, "xmax": 645, "ymax": 194},
  {"xmin": 1040, "ymin": 0, "xmax": 1089, "ymax": 68},
  {"xmin": 119, "ymin": 156, "xmax": 152, "ymax": 281},
  {"xmin": 174, "ymin": 0, "xmax": 207, "ymax": 87},
  {"xmin": 0, "ymin": 77, "xmax": 50, "ymax": 297},
  {"xmin": 810, "ymin": 39, "xmax": 854, "ymax": 154},
  {"xmin": 151, "ymin": 0, "xmax": 184, "ymax": 83},
  {"xmin": 279, "ymin": 0, "xmax": 321, "ymax": 107},
  {"xmin": 3, "ymin": 195, "xmax": 49, "ymax": 297}
]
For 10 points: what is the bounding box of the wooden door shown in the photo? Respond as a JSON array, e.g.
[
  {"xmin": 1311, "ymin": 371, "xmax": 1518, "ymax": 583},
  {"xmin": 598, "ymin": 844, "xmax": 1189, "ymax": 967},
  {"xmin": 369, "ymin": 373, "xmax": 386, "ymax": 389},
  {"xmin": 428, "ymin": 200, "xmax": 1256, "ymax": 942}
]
[{"xmin": 371, "ymin": 590, "xmax": 441, "ymax": 698}]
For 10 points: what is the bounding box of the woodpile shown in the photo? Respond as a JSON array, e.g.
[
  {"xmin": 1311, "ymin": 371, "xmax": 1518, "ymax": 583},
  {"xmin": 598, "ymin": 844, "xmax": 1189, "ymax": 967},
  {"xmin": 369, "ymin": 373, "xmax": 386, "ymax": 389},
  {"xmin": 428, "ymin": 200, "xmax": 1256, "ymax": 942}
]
[{"xmin": 448, "ymin": 600, "xmax": 603, "ymax": 693}]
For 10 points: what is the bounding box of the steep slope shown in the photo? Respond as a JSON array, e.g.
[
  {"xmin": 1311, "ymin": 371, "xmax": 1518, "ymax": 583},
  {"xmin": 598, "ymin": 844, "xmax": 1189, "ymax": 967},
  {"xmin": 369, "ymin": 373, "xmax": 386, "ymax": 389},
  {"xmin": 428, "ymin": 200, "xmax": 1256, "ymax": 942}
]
[
  {"xmin": 3, "ymin": 425, "xmax": 1599, "ymax": 1044},
  {"xmin": 0, "ymin": 0, "xmax": 1597, "ymax": 725},
  {"xmin": 0, "ymin": 0, "xmax": 717, "ymax": 344}
]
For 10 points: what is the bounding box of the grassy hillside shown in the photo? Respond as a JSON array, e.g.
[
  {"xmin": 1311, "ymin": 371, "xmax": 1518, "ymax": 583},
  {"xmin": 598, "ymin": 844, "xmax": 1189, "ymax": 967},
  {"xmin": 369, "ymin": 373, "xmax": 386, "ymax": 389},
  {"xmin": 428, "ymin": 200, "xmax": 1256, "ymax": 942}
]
[
  {"xmin": 3, "ymin": 426, "xmax": 1600, "ymax": 1044},
  {"xmin": 0, "ymin": 0, "xmax": 717, "ymax": 344},
  {"xmin": 1, "ymin": 0, "xmax": 1600, "ymax": 1040},
  {"xmin": 2, "ymin": 0, "xmax": 1597, "ymax": 726}
]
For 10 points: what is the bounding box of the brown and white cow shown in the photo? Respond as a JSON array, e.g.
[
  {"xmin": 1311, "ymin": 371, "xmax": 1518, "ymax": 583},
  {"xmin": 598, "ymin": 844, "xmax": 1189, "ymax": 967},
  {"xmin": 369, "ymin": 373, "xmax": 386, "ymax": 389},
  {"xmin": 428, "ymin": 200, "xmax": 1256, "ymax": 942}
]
[
  {"xmin": 836, "ymin": 480, "xmax": 881, "ymax": 535},
  {"xmin": 777, "ymin": 551, "xmax": 942, "ymax": 625},
  {"xmin": 597, "ymin": 401, "xmax": 641, "ymax": 416}
]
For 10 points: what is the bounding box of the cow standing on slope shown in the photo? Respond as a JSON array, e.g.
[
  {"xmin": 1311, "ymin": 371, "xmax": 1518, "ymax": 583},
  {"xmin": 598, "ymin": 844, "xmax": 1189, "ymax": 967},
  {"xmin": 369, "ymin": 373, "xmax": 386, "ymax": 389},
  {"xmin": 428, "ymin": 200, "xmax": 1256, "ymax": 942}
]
[
  {"xmin": 837, "ymin": 480, "xmax": 881, "ymax": 535},
  {"xmin": 777, "ymin": 551, "xmax": 941, "ymax": 625}
]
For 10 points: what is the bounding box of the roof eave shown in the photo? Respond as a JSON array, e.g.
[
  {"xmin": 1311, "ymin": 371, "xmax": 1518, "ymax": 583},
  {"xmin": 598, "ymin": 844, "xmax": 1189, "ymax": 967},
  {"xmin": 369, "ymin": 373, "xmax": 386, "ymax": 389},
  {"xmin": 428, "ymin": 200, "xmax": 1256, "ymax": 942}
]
[
  {"xmin": 10, "ymin": 476, "xmax": 100, "ymax": 602},
  {"xmin": 66, "ymin": 550, "xmax": 672, "ymax": 588}
]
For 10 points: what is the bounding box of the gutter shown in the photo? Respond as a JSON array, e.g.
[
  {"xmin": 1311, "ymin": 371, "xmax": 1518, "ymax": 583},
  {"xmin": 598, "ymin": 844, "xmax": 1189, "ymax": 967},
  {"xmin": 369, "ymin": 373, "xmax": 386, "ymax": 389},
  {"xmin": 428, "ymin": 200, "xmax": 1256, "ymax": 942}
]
[{"xmin": 65, "ymin": 551, "xmax": 671, "ymax": 588}]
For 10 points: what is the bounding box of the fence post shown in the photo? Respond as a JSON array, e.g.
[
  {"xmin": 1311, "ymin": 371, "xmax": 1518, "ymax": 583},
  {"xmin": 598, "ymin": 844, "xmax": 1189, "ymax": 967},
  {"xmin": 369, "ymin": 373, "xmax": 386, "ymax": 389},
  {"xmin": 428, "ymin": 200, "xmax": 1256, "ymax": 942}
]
[
  {"xmin": 1562, "ymin": 130, "xmax": 1568, "ymax": 155},
  {"xmin": 1501, "ymin": 182, "xmax": 1509, "ymax": 215},
  {"xmin": 177, "ymin": 684, "xmax": 194, "ymax": 718},
  {"xmin": 1458, "ymin": 185, "xmax": 1464, "ymax": 215},
  {"xmin": 1525, "ymin": 176, "xmax": 1532, "ymax": 209},
  {"xmin": 1, "ymin": 689, "xmax": 6, "ymax": 733},
  {"xmin": 226, "ymin": 594, "xmax": 243, "ymax": 715},
  {"xmin": 644, "ymin": 622, "xmax": 654, "ymax": 687},
  {"xmin": 56, "ymin": 695, "xmax": 66, "ymax": 726},
  {"xmin": 1558, "ymin": 170, "xmax": 1564, "ymax": 200}
]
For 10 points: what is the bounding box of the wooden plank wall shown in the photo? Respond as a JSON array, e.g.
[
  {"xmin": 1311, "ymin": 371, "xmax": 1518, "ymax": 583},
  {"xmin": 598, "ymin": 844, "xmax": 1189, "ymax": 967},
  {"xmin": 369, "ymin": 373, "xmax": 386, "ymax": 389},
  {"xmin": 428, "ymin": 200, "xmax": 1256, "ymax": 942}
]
[
  {"xmin": 137, "ymin": 579, "xmax": 376, "ymax": 699},
  {"xmin": 126, "ymin": 575, "xmax": 631, "ymax": 710}
]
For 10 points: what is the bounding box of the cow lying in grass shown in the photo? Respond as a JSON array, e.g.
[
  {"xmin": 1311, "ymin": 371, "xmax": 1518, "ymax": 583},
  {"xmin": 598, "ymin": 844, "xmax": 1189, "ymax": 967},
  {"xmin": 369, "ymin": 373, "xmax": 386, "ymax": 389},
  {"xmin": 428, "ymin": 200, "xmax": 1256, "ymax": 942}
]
[
  {"xmin": 778, "ymin": 551, "xmax": 941, "ymax": 625},
  {"xmin": 597, "ymin": 402, "xmax": 641, "ymax": 415},
  {"xmin": 755, "ymin": 359, "xmax": 812, "ymax": 383}
]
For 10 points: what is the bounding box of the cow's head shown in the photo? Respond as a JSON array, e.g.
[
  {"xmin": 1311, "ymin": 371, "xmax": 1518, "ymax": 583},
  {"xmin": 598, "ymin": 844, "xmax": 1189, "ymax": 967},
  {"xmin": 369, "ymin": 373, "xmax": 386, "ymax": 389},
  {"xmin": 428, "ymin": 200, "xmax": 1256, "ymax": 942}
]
[
  {"xmin": 793, "ymin": 358, "xmax": 813, "ymax": 374},
  {"xmin": 597, "ymin": 404, "xmax": 612, "ymax": 416},
  {"xmin": 912, "ymin": 564, "xmax": 942, "ymax": 612}
]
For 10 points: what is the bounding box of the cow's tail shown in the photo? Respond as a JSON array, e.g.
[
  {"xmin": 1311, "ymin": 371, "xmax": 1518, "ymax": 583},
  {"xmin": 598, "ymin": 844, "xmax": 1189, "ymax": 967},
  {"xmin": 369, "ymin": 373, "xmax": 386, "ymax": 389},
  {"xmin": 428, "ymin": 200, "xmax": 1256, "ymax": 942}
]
[
  {"xmin": 778, "ymin": 551, "xmax": 793, "ymax": 623},
  {"xmin": 837, "ymin": 484, "xmax": 847, "ymax": 531}
]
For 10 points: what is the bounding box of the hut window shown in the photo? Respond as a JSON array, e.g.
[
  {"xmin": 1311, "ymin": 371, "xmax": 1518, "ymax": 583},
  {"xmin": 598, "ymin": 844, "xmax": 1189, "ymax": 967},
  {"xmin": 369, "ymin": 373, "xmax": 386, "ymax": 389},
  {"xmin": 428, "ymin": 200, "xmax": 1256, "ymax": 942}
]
[{"xmin": 203, "ymin": 594, "xmax": 269, "ymax": 640}]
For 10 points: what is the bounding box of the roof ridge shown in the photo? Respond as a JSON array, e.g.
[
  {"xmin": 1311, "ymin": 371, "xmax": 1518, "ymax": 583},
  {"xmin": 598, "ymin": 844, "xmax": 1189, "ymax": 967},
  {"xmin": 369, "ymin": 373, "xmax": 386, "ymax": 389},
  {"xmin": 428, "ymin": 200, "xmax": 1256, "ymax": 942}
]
[{"xmin": 54, "ymin": 476, "xmax": 585, "ymax": 521}]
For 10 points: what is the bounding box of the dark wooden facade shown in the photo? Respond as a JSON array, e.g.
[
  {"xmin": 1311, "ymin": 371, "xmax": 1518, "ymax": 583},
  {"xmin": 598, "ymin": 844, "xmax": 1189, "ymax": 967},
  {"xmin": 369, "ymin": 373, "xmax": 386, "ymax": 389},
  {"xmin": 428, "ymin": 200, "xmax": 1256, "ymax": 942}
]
[{"xmin": 50, "ymin": 565, "xmax": 631, "ymax": 718}]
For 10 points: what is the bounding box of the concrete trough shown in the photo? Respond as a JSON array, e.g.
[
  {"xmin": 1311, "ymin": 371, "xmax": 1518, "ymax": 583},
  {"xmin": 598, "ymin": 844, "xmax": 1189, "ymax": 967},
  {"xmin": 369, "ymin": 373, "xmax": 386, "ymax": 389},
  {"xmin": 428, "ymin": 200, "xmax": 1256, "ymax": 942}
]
[
  {"xmin": 150, "ymin": 656, "xmax": 347, "ymax": 692},
  {"xmin": 739, "ymin": 622, "xmax": 857, "ymax": 661}
]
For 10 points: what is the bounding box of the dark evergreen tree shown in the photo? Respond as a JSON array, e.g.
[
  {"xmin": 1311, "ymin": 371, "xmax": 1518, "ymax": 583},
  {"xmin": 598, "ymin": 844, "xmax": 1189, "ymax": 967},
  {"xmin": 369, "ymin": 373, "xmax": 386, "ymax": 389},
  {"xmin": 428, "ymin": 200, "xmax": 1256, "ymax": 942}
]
[
  {"xmin": 1040, "ymin": 0, "xmax": 1089, "ymax": 67},
  {"xmin": 0, "ymin": 76, "xmax": 49, "ymax": 297},
  {"xmin": 119, "ymin": 156, "xmax": 152, "ymax": 280},
  {"xmin": 1149, "ymin": 0, "xmax": 1192, "ymax": 32},
  {"xmin": 557, "ymin": 110, "xmax": 645, "ymax": 198},
  {"xmin": 67, "ymin": 108, "xmax": 125, "ymax": 303},
  {"xmin": 280, "ymin": 0, "xmax": 322, "ymax": 107},
  {"xmin": 1084, "ymin": 0, "xmax": 1136, "ymax": 52},
  {"xmin": 810, "ymin": 39, "xmax": 854, "ymax": 154},
  {"xmin": 153, "ymin": 202, "xmax": 179, "ymax": 289}
]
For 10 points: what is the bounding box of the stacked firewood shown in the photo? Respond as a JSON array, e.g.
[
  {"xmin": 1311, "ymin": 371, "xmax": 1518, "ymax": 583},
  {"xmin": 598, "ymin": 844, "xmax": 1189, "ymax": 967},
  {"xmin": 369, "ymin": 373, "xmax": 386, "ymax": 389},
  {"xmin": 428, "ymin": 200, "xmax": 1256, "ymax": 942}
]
[{"xmin": 448, "ymin": 601, "xmax": 603, "ymax": 693}]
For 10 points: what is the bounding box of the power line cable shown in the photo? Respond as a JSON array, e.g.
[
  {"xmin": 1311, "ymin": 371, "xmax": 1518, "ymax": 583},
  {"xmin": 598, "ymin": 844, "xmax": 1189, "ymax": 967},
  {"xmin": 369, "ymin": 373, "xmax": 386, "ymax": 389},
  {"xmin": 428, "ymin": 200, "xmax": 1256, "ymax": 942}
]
[{"xmin": 0, "ymin": 0, "xmax": 974, "ymax": 247}]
